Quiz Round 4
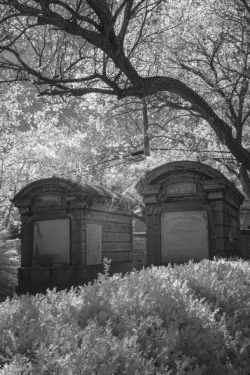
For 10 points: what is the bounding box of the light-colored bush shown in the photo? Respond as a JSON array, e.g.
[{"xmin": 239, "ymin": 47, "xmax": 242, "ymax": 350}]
[
  {"xmin": 0, "ymin": 230, "xmax": 20, "ymax": 295},
  {"xmin": 0, "ymin": 258, "xmax": 250, "ymax": 374}
]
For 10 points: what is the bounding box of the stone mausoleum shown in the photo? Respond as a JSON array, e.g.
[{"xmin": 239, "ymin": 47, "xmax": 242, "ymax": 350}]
[
  {"xmin": 143, "ymin": 161, "xmax": 244, "ymax": 266},
  {"xmin": 13, "ymin": 177, "xmax": 133, "ymax": 294}
]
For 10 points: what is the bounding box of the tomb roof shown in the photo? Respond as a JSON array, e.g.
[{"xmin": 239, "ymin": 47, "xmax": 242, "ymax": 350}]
[
  {"xmin": 12, "ymin": 177, "xmax": 135, "ymax": 209},
  {"xmin": 145, "ymin": 161, "xmax": 231, "ymax": 185}
]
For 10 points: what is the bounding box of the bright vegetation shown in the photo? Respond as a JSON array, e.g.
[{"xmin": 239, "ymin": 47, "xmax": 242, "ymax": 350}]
[
  {"xmin": 1, "ymin": 0, "xmax": 250, "ymax": 195},
  {"xmin": 0, "ymin": 231, "xmax": 20, "ymax": 295},
  {"xmin": 0, "ymin": 82, "xmax": 241, "ymax": 231},
  {"xmin": 0, "ymin": 258, "xmax": 250, "ymax": 374},
  {"xmin": 2, "ymin": 0, "xmax": 250, "ymax": 229}
]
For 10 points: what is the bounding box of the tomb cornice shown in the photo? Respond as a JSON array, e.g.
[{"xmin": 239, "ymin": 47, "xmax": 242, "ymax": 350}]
[{"xmin": 201, "ymin": 180, "xmax": 244, "ymax": 205}]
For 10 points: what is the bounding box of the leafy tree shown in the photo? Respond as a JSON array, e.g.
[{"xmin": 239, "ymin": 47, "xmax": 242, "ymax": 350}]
[
  {"xmin": 77, "ymin": 93, "xmax": 240, "ymax": 195},
  {"xmin": 0, "ymin": 230, "xmax": 20, "ymax": 295},
  {"xmin": 0, "ymin": 84, "xmax": 97, "ymax": 228},
  {"xmin": 1, "ymin": 0, "xmax": 250, "ymax": 183},
  {"xmin": 162, "ymin": 0, "xmax": 250, "ymax": 195},
  {"xmin": 0, "ymin": 85, "xmax": 148, "ymax": 228}
]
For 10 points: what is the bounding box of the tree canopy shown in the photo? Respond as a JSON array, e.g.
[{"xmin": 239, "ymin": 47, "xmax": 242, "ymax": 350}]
[{"xmin": 1, "ymin": 0, "xmax": 250, "ymax": 192}]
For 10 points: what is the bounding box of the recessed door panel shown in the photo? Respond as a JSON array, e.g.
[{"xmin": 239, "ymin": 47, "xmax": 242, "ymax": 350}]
[
  {"xmin": 33, "ymin": 219, "xmax": 70, "ymax": 266},
  {"xmin": 161, "ymin": 211, "xmax": 209, "ymax": 263}
]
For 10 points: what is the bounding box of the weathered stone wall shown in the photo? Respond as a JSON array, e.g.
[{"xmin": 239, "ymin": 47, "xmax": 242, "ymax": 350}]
[
  {"xmin": 240, "ymin": 231, "xmax": 250, "ymax": 260},
  {"xmin": 133, "ymin": 232, "xmax": 250, "ymax": 267},
  {"xmin": 133, "ymin": 234, "xmax": 146, "ymax": 270}
]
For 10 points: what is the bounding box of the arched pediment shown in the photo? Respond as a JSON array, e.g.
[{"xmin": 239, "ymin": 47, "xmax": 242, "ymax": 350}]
[
  {"xmin": 13, "ymin": 177, "xmax": 87, "ymax": 200},
  {"xmin": 13, "ymin": 177, "xmax": 121, "ymax": 200},
  {"xmin": 145, "ymin": 161, "xmax": 231, "ymax": 185},
  {"xmin": 12, "ymin": 177, "xmax": 134, "ymax": 209}
]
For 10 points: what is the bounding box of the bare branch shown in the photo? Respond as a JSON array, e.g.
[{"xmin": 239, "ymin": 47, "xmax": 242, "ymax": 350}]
[
  {"xmin": 39, "ymin": 86, "xmax": 117, "ymax": 96},
  {"xmin": 117, "ymin": 0, "xmax": 133, "ymax": 43}
]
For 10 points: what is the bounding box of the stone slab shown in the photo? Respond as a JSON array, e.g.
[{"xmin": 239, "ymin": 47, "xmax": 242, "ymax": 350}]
[{"xmin": 161, "ymin": 211, "xmax": 209, "ymax": 263}]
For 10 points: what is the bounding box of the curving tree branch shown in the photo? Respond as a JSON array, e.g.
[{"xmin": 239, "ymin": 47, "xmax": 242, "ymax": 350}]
[{"xmin": 1, "ymin": 0, "xmax": 250, "ymax": 175}]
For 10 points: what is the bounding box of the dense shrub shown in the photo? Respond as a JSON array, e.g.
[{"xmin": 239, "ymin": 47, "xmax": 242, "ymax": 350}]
[
  {"xmin": 0, "ymin": 258, "xmax": 250, "ymax": 374},
  {"xmin": 7, "ymin": 221, "xmax": 21, "ymax": 240},
  {"xmin": 0, "ymin": 230, "xmax": 20, "ymax": 295}
]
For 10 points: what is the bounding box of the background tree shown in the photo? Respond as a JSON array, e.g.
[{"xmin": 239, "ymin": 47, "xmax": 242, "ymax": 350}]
[
  {"xmin": 161, "ymin": 0, "xmax": 250, "ymax": 195},
  {"xmin": 1, "ymin": 0, "xmax": 250, "ymax": 198},
  {"xmin": 0, "ymin": 84, "xmax": 100, "ymax": 229}
]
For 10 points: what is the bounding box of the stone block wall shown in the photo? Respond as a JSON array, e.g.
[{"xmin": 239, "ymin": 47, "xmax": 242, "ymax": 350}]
[
  {"xmin": 240, "ymin": 231, "xmax": 250, "ymax": 260},
  {"xmin": 133, "ymin": 232, "xmax": 250, "ymax": 267},
  {"xmin": 133, "ymin": 234, "xmax": 146, "ymax": 270}
]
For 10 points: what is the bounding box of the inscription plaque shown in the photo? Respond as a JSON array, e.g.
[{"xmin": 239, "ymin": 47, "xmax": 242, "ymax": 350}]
[
  {"xmin": 86, "ymin": 224, "xmax": 102, "ymax": 265},
  {"xmin": 167, "ymin": 183, "xmax": 196, "ymax": 197},
  {"xmin": 38, "ymin": 195, "xmax": 61, "ymax": 207},
  {"xmin": 161, "ymin": 211, "xmax": 208, "ymax": 263}
]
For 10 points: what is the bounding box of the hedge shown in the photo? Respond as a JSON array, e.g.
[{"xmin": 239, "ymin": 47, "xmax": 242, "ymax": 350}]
[{"xmin": 0, "ymin": 258, "xmax": 250, "ymax": 374}]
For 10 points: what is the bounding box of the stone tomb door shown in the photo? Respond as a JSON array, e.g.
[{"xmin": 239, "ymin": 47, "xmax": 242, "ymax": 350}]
[
  {"xmin": 33, "ymin": 219, "xmax": 70, "ymax": 266},
  {"xmin": 161, "ymin": 211, "xmax": 209, "ymax": 263}
]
